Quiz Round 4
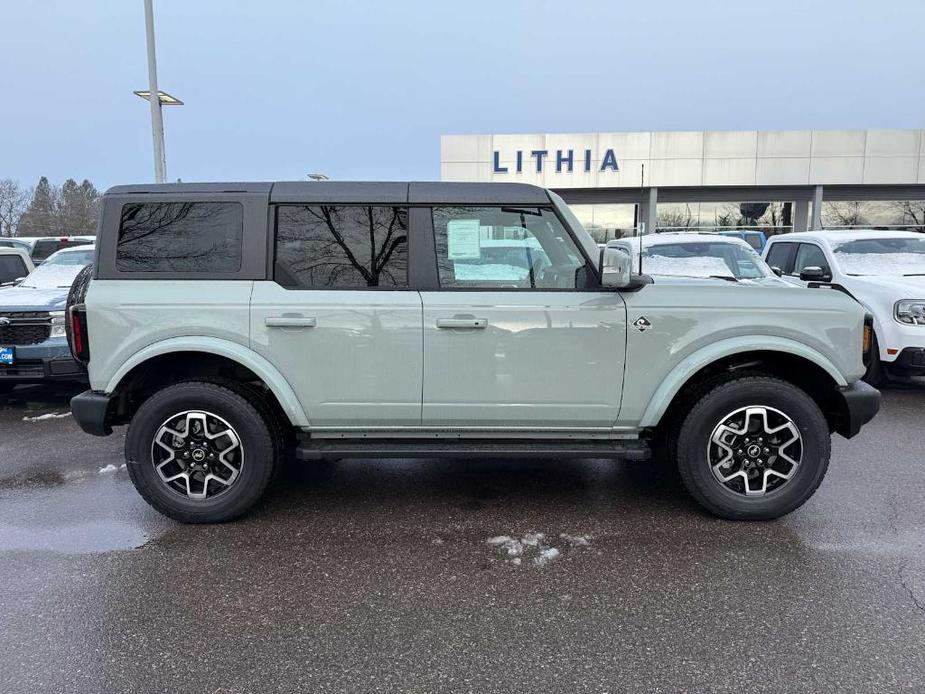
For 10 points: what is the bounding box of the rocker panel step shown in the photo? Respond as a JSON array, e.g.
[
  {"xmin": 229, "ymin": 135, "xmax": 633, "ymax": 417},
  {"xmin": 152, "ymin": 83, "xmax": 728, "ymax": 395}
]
[{"xmin": 295, "ymin": 437, "xmax": 650, "ymax": 461}]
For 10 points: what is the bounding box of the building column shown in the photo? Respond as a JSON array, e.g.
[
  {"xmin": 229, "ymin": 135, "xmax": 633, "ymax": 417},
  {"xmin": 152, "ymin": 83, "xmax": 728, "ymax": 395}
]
[
  {"xmin": 810, "ymin": 185, "xmax": 824, "ymax": 230},
  {"xmin": 638, "ymin": 187, "xmax": 658, "ymax": 235},
  {"xmin": 793, "ymin": 199, "xmax": 809, "ymax": 232}
]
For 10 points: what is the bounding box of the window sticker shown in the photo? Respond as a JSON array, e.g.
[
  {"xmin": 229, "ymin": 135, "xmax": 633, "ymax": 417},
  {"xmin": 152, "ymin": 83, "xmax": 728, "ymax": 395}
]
[{"xmin": 447, "ymin": 219, "xmax": 481, "ymax": 260}]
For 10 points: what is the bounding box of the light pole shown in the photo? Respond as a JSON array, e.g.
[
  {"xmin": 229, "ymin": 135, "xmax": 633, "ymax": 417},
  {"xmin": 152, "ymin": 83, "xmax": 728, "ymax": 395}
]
[{"xmin": 143, "ymin": 0, "xmax": 166, "ymax": 182}]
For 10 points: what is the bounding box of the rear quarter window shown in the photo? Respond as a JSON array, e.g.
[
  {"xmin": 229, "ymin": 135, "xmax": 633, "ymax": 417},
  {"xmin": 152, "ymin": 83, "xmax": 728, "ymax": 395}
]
[{"xmin": 116, "ymin": 202, "xmax": 243, "ymax": 273}]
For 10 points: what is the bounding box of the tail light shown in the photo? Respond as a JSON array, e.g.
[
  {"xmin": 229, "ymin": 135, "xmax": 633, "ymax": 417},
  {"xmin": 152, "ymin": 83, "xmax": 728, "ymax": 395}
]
[
  {"xmin": 68, "ymin": 304, "xmax": 90, "ymax": 363},
  {"xmin": 862, "ymin": 313, "xmax": 873, "ymax": 365}
]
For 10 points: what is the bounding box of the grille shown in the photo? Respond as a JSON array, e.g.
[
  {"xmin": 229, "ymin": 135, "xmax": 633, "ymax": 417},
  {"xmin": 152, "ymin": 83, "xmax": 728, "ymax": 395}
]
[{"xmin": 0, "ymin": 312, "xmax": 52, "ymax": 345}]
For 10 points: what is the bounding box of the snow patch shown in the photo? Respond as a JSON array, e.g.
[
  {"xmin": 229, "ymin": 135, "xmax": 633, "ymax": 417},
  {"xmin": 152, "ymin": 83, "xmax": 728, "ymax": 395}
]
[
  {"xmin": 486, "ymin": 532, "xmax": 591, "ymax": 568},
  {"xmin": 535, "ymin": 547, "xmax": 561, "ymax": 566},
  {"xmin": 560, "ymin": 533, "xmax": 591, "ymax": 547},
  {"xmin": 98, "ymin": 464, "xmax": 119, "ymax": 474},
  {"xmin": 22, "ymin": 412, "xmax": 71, "ymax": 422}
]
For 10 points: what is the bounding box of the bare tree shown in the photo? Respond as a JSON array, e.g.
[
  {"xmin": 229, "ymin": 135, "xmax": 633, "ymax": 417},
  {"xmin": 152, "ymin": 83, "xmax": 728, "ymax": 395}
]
[
  {"xmin": 0, "ymin": 179, "xmax": 28, "ymax": 237},
  {"xmin": 889, "ymin": 201, "xmax": 925, "ymax": 232},
  {"xmin": 657, "ymin": 204, "xmax": 697, "ymax": 230},
  {"xmin": 823, "ymin": 201, "xmax": 869, "ymax": 228}
]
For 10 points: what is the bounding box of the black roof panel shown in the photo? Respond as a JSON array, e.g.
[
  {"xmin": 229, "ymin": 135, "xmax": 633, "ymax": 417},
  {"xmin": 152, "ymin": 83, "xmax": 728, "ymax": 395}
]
[
  {"xmin": 105, "ymin": 181, "xmax": 552, "ymax": 206},
  {"xmin": 270, "ymin": 181, "xmax": 408, "ymax": 204}
]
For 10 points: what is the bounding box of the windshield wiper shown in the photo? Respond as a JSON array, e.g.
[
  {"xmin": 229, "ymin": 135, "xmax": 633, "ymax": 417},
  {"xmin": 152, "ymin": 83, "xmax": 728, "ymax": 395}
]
[
  {"xmin": 903, "ymin": 273, "xmax": 925, "ymax": 277},
  {"xmin": 709, "ymin": 275, "xmax": 740, "ymax": 283}
]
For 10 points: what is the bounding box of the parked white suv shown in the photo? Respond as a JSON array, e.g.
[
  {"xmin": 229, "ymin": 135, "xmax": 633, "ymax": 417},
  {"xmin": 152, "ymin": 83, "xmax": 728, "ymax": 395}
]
[{"xmin": 763, "ymin": 230, "xmax": 925, "ymax": 383}]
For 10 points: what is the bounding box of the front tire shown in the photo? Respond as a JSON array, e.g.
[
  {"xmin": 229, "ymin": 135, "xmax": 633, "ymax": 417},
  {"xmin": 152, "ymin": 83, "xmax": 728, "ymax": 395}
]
[
  {"xmin": 676, "ymin": 376, "xmax": 830, "ymax": 521},
  {"xmin": 125, "ymin": 381, "xmax": 277, "ymax": 523},
  {"xmin": 862, "ymin": 332, "xmax": 884, "ymax": 387}
]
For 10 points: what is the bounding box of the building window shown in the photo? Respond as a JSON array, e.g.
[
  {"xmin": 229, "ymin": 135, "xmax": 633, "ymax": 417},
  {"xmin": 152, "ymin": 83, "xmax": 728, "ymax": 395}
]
[{"xmin": 274, "ymin": 205, "xmax": 409, "ymax": 289}]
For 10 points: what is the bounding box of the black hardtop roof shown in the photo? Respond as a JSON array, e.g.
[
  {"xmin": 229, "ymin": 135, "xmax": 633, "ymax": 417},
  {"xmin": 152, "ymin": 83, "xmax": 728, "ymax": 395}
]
[{"xmin": 104, "ymin": 181, "xmax": 552, "ymax": 206}]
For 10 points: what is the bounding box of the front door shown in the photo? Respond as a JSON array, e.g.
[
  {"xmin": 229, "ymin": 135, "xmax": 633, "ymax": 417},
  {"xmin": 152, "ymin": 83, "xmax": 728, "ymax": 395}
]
[
  {"xmin": 250, "ymin": 203, "xmax": 422, "ymax": 428},
  {"xmin": 421, "ymin": 205, "xmax": 626, "ymax": 430}
]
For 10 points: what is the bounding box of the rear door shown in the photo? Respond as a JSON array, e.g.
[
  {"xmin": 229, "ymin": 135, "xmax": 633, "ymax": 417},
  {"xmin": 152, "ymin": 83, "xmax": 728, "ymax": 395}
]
[
  {"xmin": 250, "ymin": 201, "xmax": 422, "ymax": 429},
  {"xmin": 419, "ymin": 205, "xmax": 626, "ymax": 429}
]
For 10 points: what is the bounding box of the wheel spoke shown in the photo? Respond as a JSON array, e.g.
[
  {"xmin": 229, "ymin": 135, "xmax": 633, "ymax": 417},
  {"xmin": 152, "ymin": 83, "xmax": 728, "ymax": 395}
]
[
  {"xmin": 151, "ymin": 410, "xmax": 244, "ymax": 501},
  {"xmin": 708, "ymin": 405, "xmax": 803, "ymax": 497}
]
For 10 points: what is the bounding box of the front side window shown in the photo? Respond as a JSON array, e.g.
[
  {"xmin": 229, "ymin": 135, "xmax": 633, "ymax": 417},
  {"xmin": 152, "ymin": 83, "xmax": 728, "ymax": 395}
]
[
  {"xmin": 432, "ymin": 206, "xmax": 590, "ymax": 289},
  {"xmin": 275, "ymin": 205, "xmax": 408, "ymax": 289},
  {"xmin": 117, "ymin": 202, "xmax": 243, "ymax": 273},
  {"xmin": 793, "ymin": 244, "xmax": 830, "ymax": 275}
]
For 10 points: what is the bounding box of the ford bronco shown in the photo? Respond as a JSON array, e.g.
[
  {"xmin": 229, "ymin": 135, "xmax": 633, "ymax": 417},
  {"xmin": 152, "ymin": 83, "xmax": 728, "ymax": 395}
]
[{"xmin": 67, "ymin": 182, "xmax": 880, "ymax": 523}]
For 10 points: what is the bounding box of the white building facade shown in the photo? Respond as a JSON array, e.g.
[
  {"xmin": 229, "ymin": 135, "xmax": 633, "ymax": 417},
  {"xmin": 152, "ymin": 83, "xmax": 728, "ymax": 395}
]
[{"xmin": 441, "ymin": 129, "xmax": 925, "ymax": 240}]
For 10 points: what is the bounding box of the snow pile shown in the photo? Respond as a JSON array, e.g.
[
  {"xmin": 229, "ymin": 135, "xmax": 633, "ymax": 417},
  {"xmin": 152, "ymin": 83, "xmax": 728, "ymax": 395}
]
[
  {"xmin": 834, "ymin": 252, "xmax": 925, "ymax": 276},
  {"xmin": 486, "ymin": 532, "xmax": 591, "ymax": 567},
  {"xmin": 642, "ymin": 255, "xmax": 733, "ymax": 279},
  {"xmin": 98, "ymin": 463, "xmax": 127, "ymax": 474},
  {"xmin": 22, "ymin": 412, "xmax": 71, "ymax": 422}
]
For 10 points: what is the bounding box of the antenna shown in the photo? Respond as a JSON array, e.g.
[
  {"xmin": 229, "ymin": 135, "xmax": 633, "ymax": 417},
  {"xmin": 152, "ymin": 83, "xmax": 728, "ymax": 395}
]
[{"xmin": 638, "ymin": 164, "xmax": 645, "ymax": 276}]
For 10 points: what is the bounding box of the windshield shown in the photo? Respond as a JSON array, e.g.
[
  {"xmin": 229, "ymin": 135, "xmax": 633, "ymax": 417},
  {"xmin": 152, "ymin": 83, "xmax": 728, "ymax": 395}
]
[
  {"xmin": 832, "ymin": 237, "xmax": 925, "ymax": 276},
  {"xmin": 21, "ymin": 249, "xmax": 94, "ymax": 288},
  {"xmin": 642, "ymin": 242, "xmax": 770, "ymax": 280}
]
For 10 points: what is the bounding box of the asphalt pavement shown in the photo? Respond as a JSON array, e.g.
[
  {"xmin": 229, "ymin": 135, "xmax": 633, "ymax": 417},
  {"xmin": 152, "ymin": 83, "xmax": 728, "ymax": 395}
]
[{"xmin": 0, "ymin": 382, "xmax": 923, "ymax": 693}]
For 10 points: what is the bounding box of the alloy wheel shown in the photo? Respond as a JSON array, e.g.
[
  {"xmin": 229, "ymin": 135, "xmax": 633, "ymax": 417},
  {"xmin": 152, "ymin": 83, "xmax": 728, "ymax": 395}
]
[
  {"xmin": 707, "ymin": 406, "xmax": 802, "ymax": 496},
  {"xmin": 151, "ymin": 410, "xmax": 244, "ymax": 500}
]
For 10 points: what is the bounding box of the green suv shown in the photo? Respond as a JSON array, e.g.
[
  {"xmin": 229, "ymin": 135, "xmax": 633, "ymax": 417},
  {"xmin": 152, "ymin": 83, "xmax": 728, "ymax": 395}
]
[{"xmin": 67, "ymin": 182, "xmax": 880, "ymax": 523}]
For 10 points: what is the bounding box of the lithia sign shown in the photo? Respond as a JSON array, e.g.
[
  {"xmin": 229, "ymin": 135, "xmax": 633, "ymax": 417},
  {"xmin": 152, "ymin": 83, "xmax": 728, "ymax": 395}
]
[{"xmin": 493, "ymin": 148, "xmax": 619, "ymax": 174}]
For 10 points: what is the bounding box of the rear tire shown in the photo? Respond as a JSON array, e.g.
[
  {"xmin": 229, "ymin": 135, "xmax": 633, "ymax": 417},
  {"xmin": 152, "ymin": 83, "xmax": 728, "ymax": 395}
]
[
  {"xmin": 676, "ymin": 376, "xmax": 830, "ymax": 521},
  {"xmin": 125, "ymin": 381, "xmax": 277, "ymax": 523}
]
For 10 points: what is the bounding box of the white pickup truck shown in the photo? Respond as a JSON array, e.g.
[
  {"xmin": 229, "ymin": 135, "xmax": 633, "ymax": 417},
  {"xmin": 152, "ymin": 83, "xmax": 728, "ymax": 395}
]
[{"xmin": 763, "ymin": 230, "xmax": 925, "ymax": 383}]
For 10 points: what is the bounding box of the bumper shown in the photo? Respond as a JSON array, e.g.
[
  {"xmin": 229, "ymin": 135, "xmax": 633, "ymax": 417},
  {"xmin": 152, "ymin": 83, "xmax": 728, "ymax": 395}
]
[
  {"xmin": 885, "ymin": 347, "xmax": 925, "ymax": 377},
  {"xmin": 0, "ymin": 356, "xmax": 86, "ymax": 383},
  {"xmin": 0, "ymin": 339, "xmax": 86, "ymax": 384},
  {"xmin": 833, "ymin": 381, "xmax": 881, "ymax": 439},
  {"xmin": 70, "ymin": 390, "xmax": 114, "ymax": 436}
]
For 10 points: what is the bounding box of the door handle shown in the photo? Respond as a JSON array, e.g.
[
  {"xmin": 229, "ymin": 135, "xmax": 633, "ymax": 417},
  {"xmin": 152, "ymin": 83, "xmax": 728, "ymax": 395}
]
[
  {"xmin": 436, "ymin": 318, "xmax": 488, "ymax": 329},
  {"xmin": 265, "ymin": 316, "xmax": 317, "ymax": 328}
]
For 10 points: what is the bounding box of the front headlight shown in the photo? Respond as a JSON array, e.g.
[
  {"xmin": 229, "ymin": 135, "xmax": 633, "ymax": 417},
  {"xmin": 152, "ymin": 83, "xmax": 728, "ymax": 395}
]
[
  {"xmin": 895, "ymin": 300, "xmax": 925, "ymax": 326},
  {"xmin": 50, "ymin": 310, "xmax": 66, "ymax": 337}
]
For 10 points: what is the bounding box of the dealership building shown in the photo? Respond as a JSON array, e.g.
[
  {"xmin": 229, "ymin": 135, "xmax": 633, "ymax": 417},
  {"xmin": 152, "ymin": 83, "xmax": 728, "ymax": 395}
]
[{"xmin": 440, "ymin": 128, "xmax": 925, "ymax": 242}]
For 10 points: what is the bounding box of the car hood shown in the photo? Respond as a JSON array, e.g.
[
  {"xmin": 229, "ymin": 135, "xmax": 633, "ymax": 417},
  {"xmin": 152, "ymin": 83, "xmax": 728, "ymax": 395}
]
[
  {"xmin": 0, "ymin": 285, "xmax": 69, "ymax": 312},
  {"xmin": 844, "ymin": 274, "xmax": 925, "ymax": 297}
]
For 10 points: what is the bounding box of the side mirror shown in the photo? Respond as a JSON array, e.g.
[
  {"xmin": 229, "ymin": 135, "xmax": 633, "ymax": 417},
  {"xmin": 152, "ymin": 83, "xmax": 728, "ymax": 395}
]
[
  {"xmin": 600, "ymin": 247, "xmax": 632, "ymax": 289},
  {"xmin": 799, "ymin": 266, "xmax": 831, "ymax": 283},
  {"xmin": 770, "ymin": 266, "xmax": 783, "ymax": 277}
]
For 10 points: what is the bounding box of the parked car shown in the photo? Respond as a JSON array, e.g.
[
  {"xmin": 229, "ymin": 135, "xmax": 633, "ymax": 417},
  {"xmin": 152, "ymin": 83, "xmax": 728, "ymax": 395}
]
[
  {"xmin": 0, "ymin": 245, "xmax": 95, "ymax": 390},
  {"xmin": 717, "ymin": 229, "xmax": 768, "ymax": 252},
  {"xmin": 607, "ymin": 233, "xmax": 788, "ymax": 285},
  {"xmin": 68, "ymin": 182, "xmax": 878, "ymax": 523},
  {"xmin": 9, "ymin": 235, "xmax": 96, "ymax": 265},
  {"xmin": 0, "ymin": 238, "xmax": 35, "ymax": 255},
  {"xmin": 763, "ymin": 230, "xmax": 925, "ymax": 384},
  {"xmin": 0, "ymin": 247, "xmax": 35, "ymax": 287}
]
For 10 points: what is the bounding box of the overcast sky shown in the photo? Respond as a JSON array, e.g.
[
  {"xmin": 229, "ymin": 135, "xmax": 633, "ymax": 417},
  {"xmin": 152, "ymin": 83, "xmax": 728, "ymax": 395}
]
[{"xmin": 1, "ymin": 0, "xmax": 923, "ymax": 190}]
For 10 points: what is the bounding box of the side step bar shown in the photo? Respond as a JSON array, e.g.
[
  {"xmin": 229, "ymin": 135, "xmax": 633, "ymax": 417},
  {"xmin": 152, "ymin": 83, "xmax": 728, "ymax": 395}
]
[{"xmin": 295, "ymin": 437, "xmax": 650, "ymax": 461}]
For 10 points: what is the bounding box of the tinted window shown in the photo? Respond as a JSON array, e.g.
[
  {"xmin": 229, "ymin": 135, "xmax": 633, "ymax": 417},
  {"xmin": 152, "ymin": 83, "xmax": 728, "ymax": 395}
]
[
  {"xmin": 793, "ymin": 244, "xmax": 830, "ymax": 274},
  {"xmin": 32, "ymin": 239, "xmax": 62, "ymax": 262},
  {"xmin": 275, "ymin": 205, "xmax": 408, "ymax": 289},
  {"xmin": 0, "ymin": 255, "xmax": 27, "ymax": 283},
  {"xmin": 117, "ymin": 202, "xmax": 243, "ymax": 273},
  {"xmin": 432, "ymin": 206, "xmax": 590, "ymax": 289},
  {"xmin": 765, "ymin": 242, "xmax": 793, "ymax": 271}
]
